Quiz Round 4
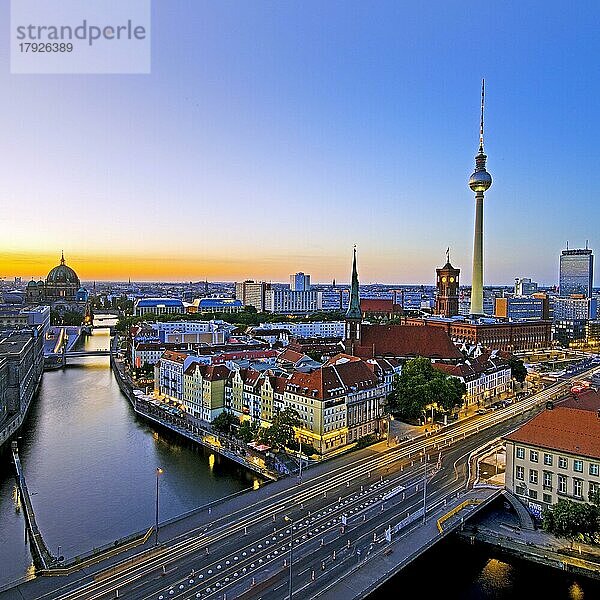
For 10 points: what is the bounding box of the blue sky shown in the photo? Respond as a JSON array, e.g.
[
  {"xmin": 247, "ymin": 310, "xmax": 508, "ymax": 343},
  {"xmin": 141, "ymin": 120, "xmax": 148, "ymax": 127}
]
[{"xmin": 1, "ymin": 1, "xmax": 598, "ymax": 284}]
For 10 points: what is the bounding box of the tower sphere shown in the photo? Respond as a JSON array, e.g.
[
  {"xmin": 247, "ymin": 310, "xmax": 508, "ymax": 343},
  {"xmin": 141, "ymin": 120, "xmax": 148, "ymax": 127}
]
[{"xmin": 469, "ymin": 169, "xmax": 492, "ymax": 193}]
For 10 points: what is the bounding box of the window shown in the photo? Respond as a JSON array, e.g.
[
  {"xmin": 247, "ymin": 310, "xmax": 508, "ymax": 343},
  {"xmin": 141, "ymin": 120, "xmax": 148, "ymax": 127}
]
[
  {"xmin": 590, "ymin": 481, "xmax": 600, "ymax": 498},
  {"xmin": 558, "ymin": 474, "xmax": 567, "ymax": 494},
  {"xmin": 529, "ymin": 469, "xmax": 538, "ymax": 485},
  {"xmin": 544, "ymin": 453, "xmax": 553, "ymax": 466},
  {"xmin": 543, "ymin": 471, "xmax": 553, "ymax": 490},
  {"xmin": 516, "ymin": 447, "xmax": 525, "ymax": 459},
  {"xmin": 530, "ymin": 450, "xmax": 539, "ymax": 463},
  {"xmin": 558, "ymin": 456, "xmax": 568, "ymax": 469},
  {"xmin": 589, "ymin": 463, "xmax": 599, "ymax": 477},
  {"xmin": 528, "ymin": 489, "xmax": 538, "ymax": 499},
  {"xmin": 543, "ymin": 493, "xmax": 552, "ymax": 504},
  {"xmin": 573, "ymin": 460, "xmax": 584, "ymax": 473},
  {"xmin": 573, "ymin": 478, "xmax": 583, "ymax": 499},
  {"xmin": 516, "ymin": 465, "xmax": 524, "ymax": 481}
]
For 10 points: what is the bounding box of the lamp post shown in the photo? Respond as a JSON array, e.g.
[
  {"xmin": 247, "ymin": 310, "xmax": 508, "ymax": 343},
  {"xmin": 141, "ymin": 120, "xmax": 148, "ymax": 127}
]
[
  {"xmin": 422, "ymin": 457, "xmax": 427, "ymax": 525},
  {"xmin": 284, "ymin": 515, "xmax": 293, "ymax": 599},
  {"xmin": 386, "ymin": 414, "xmax": 394, "ymax": 446},
  {"xmin": 155, "ymin": 467, "xmax": 163, "ymax": 546}
]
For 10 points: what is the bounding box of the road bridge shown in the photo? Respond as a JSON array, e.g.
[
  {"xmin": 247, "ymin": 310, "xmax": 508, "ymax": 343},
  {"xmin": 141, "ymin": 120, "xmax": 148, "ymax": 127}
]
[
  {"xmin": 64, "ymin": 350, "xmax": 111, "ymax": 358},
  {"xmin": 1, "ymin": 366, "xmax": 597, "ymax": 600}
]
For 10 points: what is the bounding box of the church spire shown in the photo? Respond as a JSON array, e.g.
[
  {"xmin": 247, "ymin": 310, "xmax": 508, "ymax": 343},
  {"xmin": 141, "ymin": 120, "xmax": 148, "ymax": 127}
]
[
  {"xmin": 344, "ymin": 246, "xmax": 362, "ymax": 355},
  {"xmin": 346, "ymin": 246, "xmax": 361, "ymax": 320},
  {"xmin": 60, "ymin": 250, "xmax": 65, "ymax": 265}
]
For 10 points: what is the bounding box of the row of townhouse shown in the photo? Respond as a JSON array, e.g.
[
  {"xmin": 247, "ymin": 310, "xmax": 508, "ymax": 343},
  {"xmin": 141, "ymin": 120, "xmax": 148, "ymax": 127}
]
[
  {"xmin": 280, "ymin": 355, "xmax": 400, "ymax": 454},
  {"xmin": 434, "ymin": 350, "xmax": 512, "ymax": 406},
  {"xmin": 154, "ymin": 347, "xmax": 400, "ymax": 454}
]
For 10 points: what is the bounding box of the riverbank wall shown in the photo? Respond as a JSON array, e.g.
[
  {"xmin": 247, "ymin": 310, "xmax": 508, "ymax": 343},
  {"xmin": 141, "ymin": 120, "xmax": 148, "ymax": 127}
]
[{"xmin": 458, "ymin": 503, "xmax": 600, "ymax": 581}]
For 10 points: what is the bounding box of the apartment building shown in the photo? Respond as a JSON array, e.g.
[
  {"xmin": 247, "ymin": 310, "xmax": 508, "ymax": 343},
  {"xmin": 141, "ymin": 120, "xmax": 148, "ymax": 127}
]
[
  {"xmin": 505, "ymin": 391, "xmax": 600, "ymax": 518},
  {"xmin": 182, "ymin": 363, "xmax": 229, "ymax": 422},
  {"xmin": 282, "ymin": 354, "xmax": 387, "ymax": 454},
  {"xmin": 434, "ymin": 350, "xmax": 512, "ymax": 407}
]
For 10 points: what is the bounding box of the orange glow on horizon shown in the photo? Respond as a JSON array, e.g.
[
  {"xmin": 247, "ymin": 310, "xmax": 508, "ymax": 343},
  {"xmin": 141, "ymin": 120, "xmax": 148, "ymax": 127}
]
[{"xmin": 0, "ymin": 249, "xmax": 434, "ymax": 284}]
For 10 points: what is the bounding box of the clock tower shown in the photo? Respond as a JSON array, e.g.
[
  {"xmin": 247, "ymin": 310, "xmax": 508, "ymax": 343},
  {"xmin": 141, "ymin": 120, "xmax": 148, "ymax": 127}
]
[{"xmin": 435, "ymin": 250, "xmax": 460, "ymax": 317}]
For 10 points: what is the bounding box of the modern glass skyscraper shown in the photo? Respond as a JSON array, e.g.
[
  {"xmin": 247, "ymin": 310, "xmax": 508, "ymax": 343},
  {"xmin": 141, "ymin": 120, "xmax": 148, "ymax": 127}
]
[{"xmin": 559, "ymin": 248, "xmax": 594, "ymax": 297}]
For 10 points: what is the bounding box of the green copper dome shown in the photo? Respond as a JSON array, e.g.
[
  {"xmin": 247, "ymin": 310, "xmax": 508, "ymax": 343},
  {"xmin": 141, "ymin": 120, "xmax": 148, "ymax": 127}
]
[{"xmin": 46, "ymin": 253, "xmax": 80, "ymax": 286}]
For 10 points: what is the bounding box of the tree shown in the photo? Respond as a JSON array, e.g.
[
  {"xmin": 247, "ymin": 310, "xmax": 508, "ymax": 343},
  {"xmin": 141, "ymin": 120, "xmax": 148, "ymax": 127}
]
[
  {"xmin": 212, "ymin": 411, "xmax": 238, "ymax": 435},
  {"xmin": 508, "ymin": 356, "xmax": 527, "ymax": 383},
  {"xmin": 389, "ymin": 357, "xmax": 466, "ymax": 421},
  {"xmin": 238, "ymin": 420, "xmax": 259, "ymax": 443},
  {"xmin": 262, "ymin": 408, "xmax": 301, "ymax": 449},
  {"xmin": 542, "ymin": 499, "xmax": 600, "ymax": 543}
]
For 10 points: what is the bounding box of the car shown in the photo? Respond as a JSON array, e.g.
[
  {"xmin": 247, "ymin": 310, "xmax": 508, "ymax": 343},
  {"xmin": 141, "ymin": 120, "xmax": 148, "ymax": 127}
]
[{"xmin": 476, "ymin": 408, "xmax": 488, "ymax": 415}]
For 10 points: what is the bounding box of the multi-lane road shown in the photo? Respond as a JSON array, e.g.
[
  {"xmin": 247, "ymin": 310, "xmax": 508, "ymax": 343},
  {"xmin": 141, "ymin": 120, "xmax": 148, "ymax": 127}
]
[{"xmin": 9, "ymin": 365, "xmax": 599, "ymax": 600}]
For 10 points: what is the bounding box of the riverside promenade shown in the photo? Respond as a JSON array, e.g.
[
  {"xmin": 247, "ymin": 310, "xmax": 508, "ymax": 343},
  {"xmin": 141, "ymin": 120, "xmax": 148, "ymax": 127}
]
[{"xmin": 110, "ymin": 349, "xmax": 279, "ymax": 480}]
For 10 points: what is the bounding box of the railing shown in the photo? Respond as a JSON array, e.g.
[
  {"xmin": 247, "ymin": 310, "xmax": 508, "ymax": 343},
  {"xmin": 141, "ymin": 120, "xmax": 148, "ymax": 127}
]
[{"xmin": 436, "ymin": 499, "xmax": 482, "ymax": 533}]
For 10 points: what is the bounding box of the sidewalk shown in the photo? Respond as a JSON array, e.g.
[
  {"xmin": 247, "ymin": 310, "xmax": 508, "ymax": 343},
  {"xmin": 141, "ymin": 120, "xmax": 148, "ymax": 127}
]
[{"xmin": 313, "ymin": 487, "xmax": 499, "ymax": 600}]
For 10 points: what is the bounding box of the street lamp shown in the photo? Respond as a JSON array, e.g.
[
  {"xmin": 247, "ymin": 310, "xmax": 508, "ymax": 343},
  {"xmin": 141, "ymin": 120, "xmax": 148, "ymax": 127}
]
[
  {"xmin": 284, "ymin": 515, "xmax": 293, "ymax": 599},
  {"xmin": 386, "ymin": 414, "xmax": 394, "ymax": 446},
  {"xmin": 155, "ymin": 467, "xmax": 164, "ymax": 546}
]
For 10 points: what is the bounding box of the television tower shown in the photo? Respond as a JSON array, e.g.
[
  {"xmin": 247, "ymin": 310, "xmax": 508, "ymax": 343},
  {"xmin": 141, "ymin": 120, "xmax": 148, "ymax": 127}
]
[{"xmin": 468, "ymin": 79, "xmax": 492, "ymax": 315}]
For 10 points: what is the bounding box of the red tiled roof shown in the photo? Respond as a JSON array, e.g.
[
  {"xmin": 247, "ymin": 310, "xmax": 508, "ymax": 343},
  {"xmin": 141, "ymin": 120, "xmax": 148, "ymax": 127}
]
[
  {"xmin": 184, "ymin": 362, "xmax": 230, "ymax": 380},
  {"xmin": 324, "ymin": 353, "xmax": 362, "ymax": 365},
  {"xmin": 361, "ymin": 299, "xmax": 400, "ymax": 313},
  {"xmin": 506, "ymin": 407, "xmax": 600, "ymax": 460},
  {"xmin": 560, "ymin": 388, "xmax": 600, "ymax": 413},
  {"xmin": 355, "ymin": 324, "xmax": 463, "ymax": 361},
  {"xmin": 277, "ymin": 348, "xmax": 309, "ymax": 364},
  {"xmin": 267, "ymin": 374, "xmax": 289, "ymax": 394},
  {"xmin": 161, "ymin": 350, "xmax": 188, "ymax": 363},
  {"xmin": 433, "ymin": 353, "xmax": 509, "ymax": 381},
  {"xmin": 286, "ymin": 359, "xmax": 378, "ymax": 400}
]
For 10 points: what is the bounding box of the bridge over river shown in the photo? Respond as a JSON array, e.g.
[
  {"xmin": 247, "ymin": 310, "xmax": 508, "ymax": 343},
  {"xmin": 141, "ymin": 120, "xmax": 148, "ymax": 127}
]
[{"xmin": 3, "ymin": 368, "xmax": 595, "ymax": 600}]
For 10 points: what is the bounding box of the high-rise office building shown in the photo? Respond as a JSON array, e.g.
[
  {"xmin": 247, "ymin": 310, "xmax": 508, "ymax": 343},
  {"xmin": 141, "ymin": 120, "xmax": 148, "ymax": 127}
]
[
  {"xmin": 559, "ymin": 247, "xmax": 594, "ymax": 297},
  {"xmin": 234, "ymin": 280, "xmax": 271, "ymax": 312},
  {"xmin": 514, "ymin": 277, "xmax": 538, "ymax": 296},
  {"xmin": 290, "ymin": 272, "xmax": 311, "ymax": 291}
]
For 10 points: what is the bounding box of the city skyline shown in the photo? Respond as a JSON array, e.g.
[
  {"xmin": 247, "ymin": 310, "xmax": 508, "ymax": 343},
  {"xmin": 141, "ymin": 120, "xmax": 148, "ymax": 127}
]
[{"xmin": 2, "ymin": 2, "xmax": 599, "ymax": 284}]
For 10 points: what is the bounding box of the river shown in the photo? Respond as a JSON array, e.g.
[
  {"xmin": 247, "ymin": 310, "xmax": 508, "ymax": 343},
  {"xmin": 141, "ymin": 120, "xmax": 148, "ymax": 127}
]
[
  {"xmin": 0, "ymin": 326, "xmax": 598, "ymax": 597},
  {"xmin": 0, "ymin": 325, "xmax": 257, "ymax": 588}
]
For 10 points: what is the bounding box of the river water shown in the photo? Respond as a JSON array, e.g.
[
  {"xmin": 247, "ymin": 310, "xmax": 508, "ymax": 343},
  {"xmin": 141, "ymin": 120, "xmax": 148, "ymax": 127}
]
[
  {"xmin": 0, "ymin": 326, "xmax": 598, "ymax": 597},
  {"xmin": 0, "ymin": 326, "xmax": 257, "ymax": 588}
]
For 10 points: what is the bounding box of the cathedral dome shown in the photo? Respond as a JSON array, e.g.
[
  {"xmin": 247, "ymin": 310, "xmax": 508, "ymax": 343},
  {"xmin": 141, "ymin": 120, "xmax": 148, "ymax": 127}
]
[{"xmin": 46, "ymin": 253, "xmax": 80, "ymax": 286}]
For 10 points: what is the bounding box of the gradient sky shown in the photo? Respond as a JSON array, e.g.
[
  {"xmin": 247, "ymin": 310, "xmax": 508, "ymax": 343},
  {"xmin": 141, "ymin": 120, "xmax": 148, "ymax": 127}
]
[{"xmin": 1, "ymin": 1, "xmax": 599, "ymax": 285}]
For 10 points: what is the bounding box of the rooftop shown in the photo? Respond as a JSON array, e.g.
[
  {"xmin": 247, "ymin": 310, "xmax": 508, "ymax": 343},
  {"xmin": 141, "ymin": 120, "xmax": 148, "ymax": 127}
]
[
  {"xmin": 506, "ymin": 403, "xmax": 600, "ymax": 460},
  {"xmin": 355, "ymin": 324, "xmax": 463, "ymax": 361},
  {"xmin": 136, "ymin": 298, "xmax": 184, "ymax": 308}
]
